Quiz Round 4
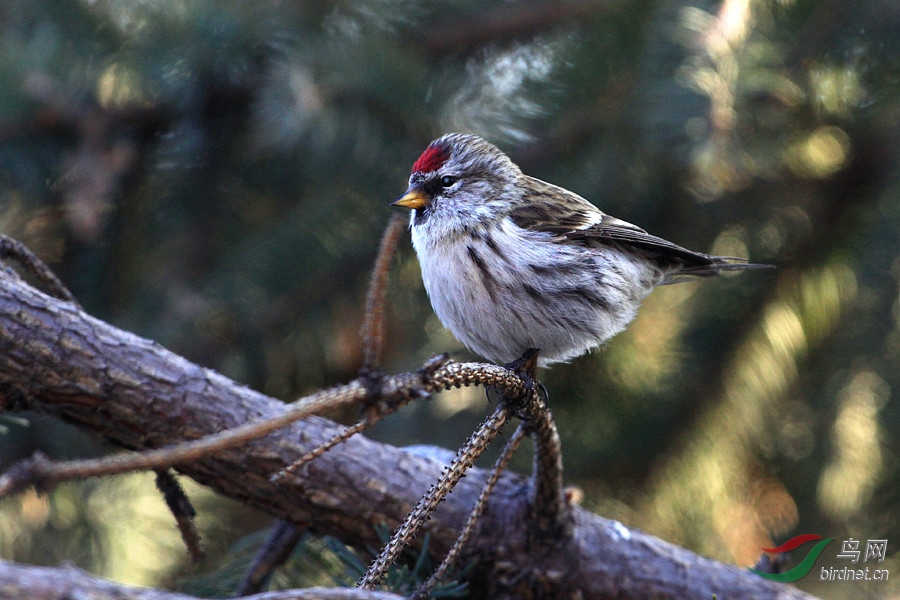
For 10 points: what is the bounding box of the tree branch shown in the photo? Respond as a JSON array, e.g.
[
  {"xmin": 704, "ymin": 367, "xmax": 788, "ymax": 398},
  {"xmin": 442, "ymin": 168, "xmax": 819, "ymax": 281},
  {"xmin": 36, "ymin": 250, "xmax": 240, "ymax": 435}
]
[
  {"xmin": 0, "ymin": 259, "xmax": 818, "ymax": 598},
  {"xmin": 0, "ymin": 560, "xmax": 403, "ymax": 600}
]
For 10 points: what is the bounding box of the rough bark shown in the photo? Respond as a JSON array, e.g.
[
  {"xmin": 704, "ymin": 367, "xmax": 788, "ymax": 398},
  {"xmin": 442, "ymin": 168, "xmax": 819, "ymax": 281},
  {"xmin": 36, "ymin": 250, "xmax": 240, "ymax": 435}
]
[
  {"xmin": 0, "ymin": 266, "xmax": 817, "ymax": 599},
  {"xmin": 0, "ymin": 560, "xmax": 403, "ymax": 600}
]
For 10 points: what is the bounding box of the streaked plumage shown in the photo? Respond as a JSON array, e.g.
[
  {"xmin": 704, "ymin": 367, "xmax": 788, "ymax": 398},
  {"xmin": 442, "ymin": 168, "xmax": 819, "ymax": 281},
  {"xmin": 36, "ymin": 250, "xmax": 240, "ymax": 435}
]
[{"xmin": 393, "ymin": 133, "xmax": 766, "ymax": 366}]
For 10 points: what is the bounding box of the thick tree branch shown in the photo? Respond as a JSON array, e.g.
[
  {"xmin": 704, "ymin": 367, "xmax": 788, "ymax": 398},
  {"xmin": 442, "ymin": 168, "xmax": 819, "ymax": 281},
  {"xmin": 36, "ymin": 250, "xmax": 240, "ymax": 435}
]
[
  {"xmin": 0, "ymin": 264, "xmax": 817, "ymax": 599},
  {"xmin": 0, "ymin": 560, "xmax": 403, "ymax": 600}
]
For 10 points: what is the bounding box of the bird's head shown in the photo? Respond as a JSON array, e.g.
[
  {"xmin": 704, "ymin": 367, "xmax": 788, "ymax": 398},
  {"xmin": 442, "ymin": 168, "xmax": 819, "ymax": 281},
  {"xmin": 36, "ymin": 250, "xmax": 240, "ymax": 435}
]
[{"xmin": 392, "ymin": 133, "xmax": 522, "ymax": 234}]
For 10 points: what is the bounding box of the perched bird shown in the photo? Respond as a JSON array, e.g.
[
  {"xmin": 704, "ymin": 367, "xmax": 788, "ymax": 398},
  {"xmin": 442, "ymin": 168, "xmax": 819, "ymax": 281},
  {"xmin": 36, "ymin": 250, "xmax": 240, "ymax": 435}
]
[{"xmin": 392, "ymin": 133, "xmax": 767, "ymax": 367}]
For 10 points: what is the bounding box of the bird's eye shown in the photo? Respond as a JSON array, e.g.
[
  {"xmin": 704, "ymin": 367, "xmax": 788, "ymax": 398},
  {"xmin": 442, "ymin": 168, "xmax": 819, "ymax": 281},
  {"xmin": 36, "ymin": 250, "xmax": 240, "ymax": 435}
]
[{"xmin": 440, "ymin": 175, "xmax": 457, "ymax": 188}]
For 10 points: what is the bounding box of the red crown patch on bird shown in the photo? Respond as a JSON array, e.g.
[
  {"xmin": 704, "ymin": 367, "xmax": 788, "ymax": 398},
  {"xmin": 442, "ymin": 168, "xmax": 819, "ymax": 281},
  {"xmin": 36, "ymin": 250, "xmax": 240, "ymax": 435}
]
[{"xmin": 412, "ymin": 143, "xmax": 450, "ymax": 174}]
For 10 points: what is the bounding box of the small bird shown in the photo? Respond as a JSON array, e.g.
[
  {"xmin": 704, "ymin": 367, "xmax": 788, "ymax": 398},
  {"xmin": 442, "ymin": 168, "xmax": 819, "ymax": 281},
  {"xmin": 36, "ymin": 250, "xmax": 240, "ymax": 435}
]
[{"xmin": 392, "ymin": 133, "xmax": 767, "ymax": 367}]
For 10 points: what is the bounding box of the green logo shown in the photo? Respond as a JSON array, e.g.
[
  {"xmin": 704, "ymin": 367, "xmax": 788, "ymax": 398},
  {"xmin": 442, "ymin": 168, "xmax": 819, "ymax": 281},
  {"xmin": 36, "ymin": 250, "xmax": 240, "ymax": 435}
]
[{"xmin": 751, "ymin": 535, "xmax": 834, "ymax": 582}]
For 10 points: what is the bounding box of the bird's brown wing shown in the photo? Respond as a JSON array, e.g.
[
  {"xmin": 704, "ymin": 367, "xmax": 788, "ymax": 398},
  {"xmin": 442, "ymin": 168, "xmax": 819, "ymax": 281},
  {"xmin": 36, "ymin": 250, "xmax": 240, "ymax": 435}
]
[
  {"xmin": 508, "ymin": 177, "xmax": 602, "ymax": 237},
  {"xmin": 566, "ymin": 219, "xmax": 749, "ymax": 278},
  {"xmin": 512, "ymin": 176, "xmax": 766, "ymax": 279}
]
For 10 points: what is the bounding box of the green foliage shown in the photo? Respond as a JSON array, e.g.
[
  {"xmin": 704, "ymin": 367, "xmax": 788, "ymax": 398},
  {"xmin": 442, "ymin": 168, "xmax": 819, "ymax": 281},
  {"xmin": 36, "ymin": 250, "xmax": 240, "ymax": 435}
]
[
  {"xmin": 177, "ymin": 527, "xmax": 466, "ymax": 598},
  {"xmin": 1, "ymin": 0, "xmax": 900, "ymax": 598},
  {"xmin": 178, "ymin": 531, "xmax": 360, "ymax": 597}
]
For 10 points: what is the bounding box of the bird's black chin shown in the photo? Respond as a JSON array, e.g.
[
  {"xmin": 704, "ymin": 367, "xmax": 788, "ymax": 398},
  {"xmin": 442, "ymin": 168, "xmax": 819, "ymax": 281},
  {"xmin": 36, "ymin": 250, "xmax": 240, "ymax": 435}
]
[{"xmin": 413, "ymin": 207, "xmax": 431, "ymax": 227}]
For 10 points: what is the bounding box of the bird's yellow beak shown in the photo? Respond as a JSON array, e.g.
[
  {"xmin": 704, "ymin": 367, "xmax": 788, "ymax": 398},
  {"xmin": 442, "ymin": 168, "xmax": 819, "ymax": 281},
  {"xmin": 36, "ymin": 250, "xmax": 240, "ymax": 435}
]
[{"xmin": 391, "ymin": 188, "xmax": 429, "ymax": 210}]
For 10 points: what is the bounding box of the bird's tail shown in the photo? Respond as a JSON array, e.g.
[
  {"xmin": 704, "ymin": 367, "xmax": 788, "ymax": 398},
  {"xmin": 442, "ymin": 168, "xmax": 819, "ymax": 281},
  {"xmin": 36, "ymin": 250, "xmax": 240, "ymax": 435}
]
[{"xmin": 662, "ymin": 256, "xmax": 774, "ymax": 284}]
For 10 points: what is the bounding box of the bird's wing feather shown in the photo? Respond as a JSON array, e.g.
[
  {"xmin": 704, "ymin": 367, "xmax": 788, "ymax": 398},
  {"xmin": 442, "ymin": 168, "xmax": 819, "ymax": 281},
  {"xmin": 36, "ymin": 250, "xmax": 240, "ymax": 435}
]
[
  {"xmin": 507, "ymin": 177, "xmax": 602, "ymax": 236},
  {"xmin": 511, "ymin": 176, "xmax": 764, "ymax": 278}
]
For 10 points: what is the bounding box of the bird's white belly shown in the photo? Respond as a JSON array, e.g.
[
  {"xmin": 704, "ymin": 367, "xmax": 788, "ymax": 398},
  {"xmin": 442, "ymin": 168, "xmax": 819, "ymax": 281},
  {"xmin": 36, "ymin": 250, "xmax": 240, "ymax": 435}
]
[{"xmin": 411, "ymin": 218, "xmax": 659, "ymax": 365}]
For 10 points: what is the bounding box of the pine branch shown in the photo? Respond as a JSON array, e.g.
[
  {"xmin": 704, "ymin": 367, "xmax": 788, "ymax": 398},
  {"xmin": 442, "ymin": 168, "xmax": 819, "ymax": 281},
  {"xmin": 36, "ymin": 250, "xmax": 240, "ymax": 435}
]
[
  {"xmin": 0, "ymin": 560, "xmax": 403, "ymax": 600},
  {"xmin": 0, "ymin": 246, "xmax": 819, "ymax": 599}
]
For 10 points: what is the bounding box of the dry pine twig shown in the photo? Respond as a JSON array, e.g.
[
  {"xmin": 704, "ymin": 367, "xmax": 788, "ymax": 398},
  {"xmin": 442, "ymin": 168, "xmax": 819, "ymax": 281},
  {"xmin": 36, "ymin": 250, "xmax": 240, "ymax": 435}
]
[
  {"xmin": 358, "ymin": 403, "xmax": 511, "ymax": 589},
  {"xmin": 410, "ymin": 423, "xmax": 528, "ymax": 600}
]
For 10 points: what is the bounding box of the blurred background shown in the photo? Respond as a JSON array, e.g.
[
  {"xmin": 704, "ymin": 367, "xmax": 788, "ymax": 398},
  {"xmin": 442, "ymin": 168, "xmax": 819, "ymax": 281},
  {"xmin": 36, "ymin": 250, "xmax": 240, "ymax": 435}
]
[{"xmin": 0, "ymin": 0, "xmax": 898, "ymax": 598}]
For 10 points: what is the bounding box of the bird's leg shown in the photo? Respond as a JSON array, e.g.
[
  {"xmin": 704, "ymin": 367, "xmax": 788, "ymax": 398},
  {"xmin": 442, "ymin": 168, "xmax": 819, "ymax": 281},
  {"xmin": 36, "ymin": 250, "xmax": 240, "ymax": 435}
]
[{"xmin": 489, "ymin": 348, "xmax": 540, "ymax": 409}]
